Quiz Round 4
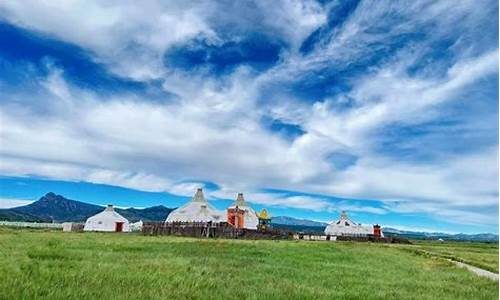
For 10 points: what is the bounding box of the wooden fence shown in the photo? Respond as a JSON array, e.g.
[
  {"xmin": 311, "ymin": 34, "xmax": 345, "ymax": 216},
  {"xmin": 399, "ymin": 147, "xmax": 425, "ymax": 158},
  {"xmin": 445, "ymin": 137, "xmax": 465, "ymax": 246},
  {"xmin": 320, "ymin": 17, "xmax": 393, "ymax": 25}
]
[{"xmin": 142, "ymin": 221, "xmax": 292, "ymax": 239}]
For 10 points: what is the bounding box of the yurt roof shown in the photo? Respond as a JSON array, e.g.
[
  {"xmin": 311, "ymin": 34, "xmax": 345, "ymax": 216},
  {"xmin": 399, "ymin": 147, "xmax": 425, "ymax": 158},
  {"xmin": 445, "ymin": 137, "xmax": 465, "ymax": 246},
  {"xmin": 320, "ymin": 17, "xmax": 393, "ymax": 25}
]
[
  {"xmin": 87, "ymin": 205, "xmax": 128, "ymax": 222},
  {"xmin": 229, "ymin": 193, "xmax": 253, "ymax": 209},
  {"xmin": 325, "ymin": 211, "xmax": 373, "ymax": 235},
  {"xmin": 330, "ymin": 210, "xmax": 359, "ymax": 226},
  {"xmin": 166, "ymin": 188, "xmax": 224, "ymax": 222}
]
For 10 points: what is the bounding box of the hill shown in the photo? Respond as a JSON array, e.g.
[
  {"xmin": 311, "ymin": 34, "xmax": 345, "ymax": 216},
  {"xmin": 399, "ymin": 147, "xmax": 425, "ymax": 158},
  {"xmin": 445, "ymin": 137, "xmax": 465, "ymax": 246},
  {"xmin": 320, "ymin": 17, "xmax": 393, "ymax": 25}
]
[
  {"xmin": 272, "ymin": 216, "xmax": 327, "ymax": 227},
  {"xmin": 116, "ymin": 205, "xmax": 173, "ymax": 222},
  {"xmin": 383, "ymin": 227, "xmax": 499, "ymax": 242},
  {"xmin": 0, "ymin": 193, "xmax": 173, "ymax": 222}
]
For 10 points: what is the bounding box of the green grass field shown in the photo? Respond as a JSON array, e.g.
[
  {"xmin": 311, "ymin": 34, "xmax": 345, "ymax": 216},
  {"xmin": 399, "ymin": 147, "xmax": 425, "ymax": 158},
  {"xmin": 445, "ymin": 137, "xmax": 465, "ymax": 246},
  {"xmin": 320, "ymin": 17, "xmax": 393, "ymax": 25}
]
[
  {"xmin": 406, "ymin": 240, "xmax": 499, "ymax": 273},
  {"xmin": 0, "ymin": 228, "xmax": 497, "ymax": 300}
]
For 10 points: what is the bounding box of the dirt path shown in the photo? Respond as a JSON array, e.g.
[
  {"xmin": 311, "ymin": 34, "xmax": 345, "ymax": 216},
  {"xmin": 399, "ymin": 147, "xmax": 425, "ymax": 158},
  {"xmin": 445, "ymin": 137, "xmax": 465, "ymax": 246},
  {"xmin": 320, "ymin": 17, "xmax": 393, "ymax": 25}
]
[{"xmin": 450, "ymin": 260, "xmax": 499, "ymax": 281}]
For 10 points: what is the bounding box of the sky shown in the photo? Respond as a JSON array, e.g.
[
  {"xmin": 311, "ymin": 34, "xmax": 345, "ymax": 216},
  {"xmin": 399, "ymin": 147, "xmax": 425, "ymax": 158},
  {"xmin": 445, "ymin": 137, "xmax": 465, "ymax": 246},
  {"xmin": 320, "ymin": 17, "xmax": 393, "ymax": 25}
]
[{"xmin": 0, "ymin": 1, "xmax": 498, "ymax": 234}]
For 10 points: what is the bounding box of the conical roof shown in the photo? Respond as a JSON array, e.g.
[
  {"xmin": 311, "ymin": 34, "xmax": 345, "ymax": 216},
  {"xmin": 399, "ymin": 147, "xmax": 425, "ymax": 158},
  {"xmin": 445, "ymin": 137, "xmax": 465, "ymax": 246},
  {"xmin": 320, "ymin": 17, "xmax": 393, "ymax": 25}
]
[
  {"xmin": 337, "ymin": 210, "xmax": 356, "ymax": 226},
  {"xmin": 192, "ymin": 188, "xmax": 206, "ymax": 203},
  {"xmin": 232, "ymin": 193, "xmax": 246, "ymax": 207},
  {"xmin": 166, "ymin": 188, "xmax": 225, "ymax": 223}
]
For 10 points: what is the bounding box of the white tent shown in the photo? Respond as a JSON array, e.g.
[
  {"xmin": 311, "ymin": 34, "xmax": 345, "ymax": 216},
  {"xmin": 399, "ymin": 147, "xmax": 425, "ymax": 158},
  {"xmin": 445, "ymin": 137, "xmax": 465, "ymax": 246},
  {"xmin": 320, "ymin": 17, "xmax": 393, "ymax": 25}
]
[
  {"xmin": 324, "ymin": 211, "xmax": 379, "ymax": 237},
  {"xmin": 166, "ymin": 188, "xmax": 225, "ymax": 223},
  {"xmin": 228, "ymin": 193, "xmax": 258, "ymax": 230},
  {"xmin": 129, "ymin": 220, "xmax": 143, "ymax": 232},
  {"xmin": 84, "ymin": 205, "xmax": 130, "ymax": 232}
]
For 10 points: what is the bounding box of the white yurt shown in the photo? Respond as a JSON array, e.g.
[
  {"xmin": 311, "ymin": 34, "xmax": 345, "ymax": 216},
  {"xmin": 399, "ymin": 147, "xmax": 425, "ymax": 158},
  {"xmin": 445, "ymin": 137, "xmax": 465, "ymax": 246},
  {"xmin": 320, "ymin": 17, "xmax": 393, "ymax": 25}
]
[
  {"xmin": 228, "ymin": 193, "xmax": 259, "ymax": 229},
  {"xmin": 84, "ymin": 205, "xmax": 130, "ymax": 232},
  {"xmin": 324, "ymin": 211, "xmax": 379, "ymax": 237},
  {"xmin": 166, "ymin": 188, "xmax": 225, "ymax": 223}
]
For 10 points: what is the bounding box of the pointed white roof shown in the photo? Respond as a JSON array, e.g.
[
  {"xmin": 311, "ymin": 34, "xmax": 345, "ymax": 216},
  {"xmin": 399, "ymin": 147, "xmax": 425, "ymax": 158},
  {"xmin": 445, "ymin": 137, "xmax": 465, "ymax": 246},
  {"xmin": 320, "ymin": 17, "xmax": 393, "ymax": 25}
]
[
  {"xmin": 228, "ymin": 193, "xmax": 258, "ymax": 230},
  {"xmin": 166, "ymin": 188, "xmax": 225, "ymax": 223},
  {"xmin": 84, "ymin": 205, "xmax": 130, "ymax": 232},
  {"xmin": 324, "ymin": 211, "xmax": 374, "ymax": 236}
]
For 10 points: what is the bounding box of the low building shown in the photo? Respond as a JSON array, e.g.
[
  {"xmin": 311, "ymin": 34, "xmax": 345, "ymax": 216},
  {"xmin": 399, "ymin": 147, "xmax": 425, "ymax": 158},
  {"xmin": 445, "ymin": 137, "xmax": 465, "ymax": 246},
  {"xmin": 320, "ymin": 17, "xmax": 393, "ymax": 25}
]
[
  {"xmin": 324, "ymin": 211, "xmax": 383, "ymax": 237},
  {"xmin": 166, "ymin": 188, "xmax": 225, "ymax": 223},
  {"xmin": 84, "ymin": 205, "xmax": 130, "ymax": 232},
  {"xmin": 227, "ymin": 193, "xmax": 259, "ymax": 230},
  {"xmin": 129, "ymin": 220, "xmax": 143, "ymax": 232},
  {"xmin": 62, "ymin": 222, "xmax": 84, "ymax": 232}
]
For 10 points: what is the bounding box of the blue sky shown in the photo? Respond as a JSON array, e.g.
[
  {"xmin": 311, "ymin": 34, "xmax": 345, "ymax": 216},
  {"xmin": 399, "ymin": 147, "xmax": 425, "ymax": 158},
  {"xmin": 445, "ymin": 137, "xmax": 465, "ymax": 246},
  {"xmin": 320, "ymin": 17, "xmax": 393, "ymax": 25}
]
[{"xmin": 0, "ymin": 1, "xmax": 497, "ymax": 234}]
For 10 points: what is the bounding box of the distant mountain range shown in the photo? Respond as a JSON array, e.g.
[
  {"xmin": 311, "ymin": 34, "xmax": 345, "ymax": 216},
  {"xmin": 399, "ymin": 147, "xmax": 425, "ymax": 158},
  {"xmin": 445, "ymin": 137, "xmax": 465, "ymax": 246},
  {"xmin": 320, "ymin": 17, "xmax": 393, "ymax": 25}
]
[
  {"xmin": 382, "ymin": 227, "xmax": 499, "ymax": 242},
  {"xmin": 272, "ymin": 216, "xmax": 328, "ymax": 227},
  {"xmin": 0, "ymin": 193, "xmax": 497, "ymax": 242},
  {"xmin": 0, "ymin": 192, "xmax": 173, "ymax": 223}
]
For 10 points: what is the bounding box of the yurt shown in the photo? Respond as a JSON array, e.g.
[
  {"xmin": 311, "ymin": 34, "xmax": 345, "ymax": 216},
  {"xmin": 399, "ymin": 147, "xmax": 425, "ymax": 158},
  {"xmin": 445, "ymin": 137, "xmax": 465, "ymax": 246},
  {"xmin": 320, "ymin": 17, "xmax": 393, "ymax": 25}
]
[
  {"xmin": 84, "ymin": 204, "xmax": 130, "ymax": 232},
  {"xmin": 324, "ymin": 211, "xmax": 381, "ymax": 237},
  {"xmin": 227, "ymin": 193, "xmax": 259, "ymax": 230},
  {"xmin": 166, "ymin": 188, "xmax": 225, "ymax": 223}
]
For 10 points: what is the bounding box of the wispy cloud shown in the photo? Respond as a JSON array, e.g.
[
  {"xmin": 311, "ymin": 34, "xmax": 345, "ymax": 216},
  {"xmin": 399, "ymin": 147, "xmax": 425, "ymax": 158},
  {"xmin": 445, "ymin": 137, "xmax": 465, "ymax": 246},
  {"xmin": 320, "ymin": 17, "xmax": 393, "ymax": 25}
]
[{"xmin": 0, "ymin": 198, "xmax": 34, "ymax": 208}]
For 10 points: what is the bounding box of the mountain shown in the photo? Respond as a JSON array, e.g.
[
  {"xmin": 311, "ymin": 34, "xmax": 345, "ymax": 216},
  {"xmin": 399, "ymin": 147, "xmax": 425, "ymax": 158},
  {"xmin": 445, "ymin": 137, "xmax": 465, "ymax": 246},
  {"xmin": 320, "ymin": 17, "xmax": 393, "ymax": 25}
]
[
  {"xmin": 272, "ymin": 216, "xmax": 327, "ymax": 227},
  {"xmin": 116, "ymin": 206, "xmax": 173, "ymax": 222},
  {"xmin": 383, "ymin": 227, "xmax": 499, "ymax": 242},
  {"xmin": 0, "ymin": 193, "xmax": 173, "ymax": 223},
  {"xmin": 271, "ymin": 216, "xmax": 327, "ymax": 234},
  {"xmin": 0, "ymin": 209, "xmax": 49, "ymax": 222},
  {"xmin": 0, "ymin": 192, "xmax": 101, "ymax": 222}
]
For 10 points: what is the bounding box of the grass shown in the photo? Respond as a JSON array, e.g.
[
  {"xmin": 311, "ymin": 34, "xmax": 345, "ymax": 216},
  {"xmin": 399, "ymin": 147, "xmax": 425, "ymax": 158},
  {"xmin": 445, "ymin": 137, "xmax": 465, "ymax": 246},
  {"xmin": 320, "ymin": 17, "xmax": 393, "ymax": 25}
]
[
  {"xmin": 0, "ymin": 228, "xmax": 497, "ymax": 300},
  {"xmin": 400, "ymin": 240, "xmax": 499, "ymax": 273}
]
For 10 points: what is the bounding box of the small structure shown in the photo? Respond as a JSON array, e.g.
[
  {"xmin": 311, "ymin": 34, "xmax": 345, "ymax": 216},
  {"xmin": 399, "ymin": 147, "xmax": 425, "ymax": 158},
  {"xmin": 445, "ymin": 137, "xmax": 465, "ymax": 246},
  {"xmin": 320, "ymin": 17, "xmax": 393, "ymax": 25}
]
[
  {"xmin": 129, "ymin": 220, "xmax": 143, "ymax": 232},
  {"xmin": 324, "ymin": 211, "xmax": 383, "ymax": 237},
  {"xmin": 83, "ymin": 205, "xmax": 130, "ymax": 232},
  {"xmin": 62, "ymin": 222, "xmax": 84, "ymax": 232},
  {"xmin": 226, "ymin": 193, "xmax": 259, "ymax": 229},
  {"xmin": 166, "ymin": 188, "xmax": 225, "ymax": 223},
  {"xmin": 256, "ymin": 208, "xmax": 272, "ymax": 231}
]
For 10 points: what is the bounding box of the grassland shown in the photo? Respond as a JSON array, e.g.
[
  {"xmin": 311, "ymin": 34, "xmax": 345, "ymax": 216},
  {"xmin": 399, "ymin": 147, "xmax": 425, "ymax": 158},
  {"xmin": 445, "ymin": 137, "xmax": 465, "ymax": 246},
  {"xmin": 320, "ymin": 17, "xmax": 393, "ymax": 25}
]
[
  {"xmin": 0, "ymin": 228, "xmax": 497, "ymax": 300},
  {"xmin": 403, "ymin": 240, "xmax": 499, "ymax": 273}
]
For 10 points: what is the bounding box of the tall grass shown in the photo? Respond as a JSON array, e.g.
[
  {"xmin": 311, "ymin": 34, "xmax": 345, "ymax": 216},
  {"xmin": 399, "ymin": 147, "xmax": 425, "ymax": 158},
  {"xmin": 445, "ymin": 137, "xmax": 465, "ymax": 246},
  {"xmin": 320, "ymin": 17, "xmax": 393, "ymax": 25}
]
[{"xmin": 0, "ymin": 228, "xmax": 497, "ymax": 299}]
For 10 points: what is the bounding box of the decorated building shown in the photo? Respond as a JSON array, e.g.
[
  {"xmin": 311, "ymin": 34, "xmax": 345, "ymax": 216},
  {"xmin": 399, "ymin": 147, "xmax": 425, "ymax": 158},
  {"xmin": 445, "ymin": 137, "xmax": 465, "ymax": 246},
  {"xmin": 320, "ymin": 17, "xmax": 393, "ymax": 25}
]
[
  {"xmin": 256, "ymin": 208, "xmax": 272, "ymax": 231},
  {"xmin": 324, "ymin": 211, "xmax": 383, "ymax": 237},
  {"xmin": 166, "ymin": 188, "xmax": 225, "ymax": 223},
  {"xmin": 227, "ymin": 193, "xmax": 259, "ymax": 230}
]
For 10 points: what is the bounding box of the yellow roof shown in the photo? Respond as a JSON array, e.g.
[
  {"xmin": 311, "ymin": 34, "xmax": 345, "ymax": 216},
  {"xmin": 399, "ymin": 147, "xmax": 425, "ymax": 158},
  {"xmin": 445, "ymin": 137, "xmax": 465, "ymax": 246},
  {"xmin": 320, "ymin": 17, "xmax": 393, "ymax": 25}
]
[{"xmin": 257, "ymin": 208, "xmax": 271, "ymax": 220}]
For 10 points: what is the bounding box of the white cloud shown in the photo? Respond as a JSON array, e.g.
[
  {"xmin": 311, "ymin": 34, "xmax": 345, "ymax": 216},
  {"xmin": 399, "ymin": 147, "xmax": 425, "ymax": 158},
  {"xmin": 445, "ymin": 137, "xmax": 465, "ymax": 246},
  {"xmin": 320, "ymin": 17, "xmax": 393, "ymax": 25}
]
[
  {"xmin": 0, "ymin": 0, "xmax": 327, "ymax": 80},
  {"xmin": 0, "ymin": 198, "xmax": 34, "ymax": 208},
  {"xmin": 0, "ymin": 1, "xmax": 215, "ymax": 80},
  {"xmin": 167, "ymin": 182, "xmax": 207, "ymax": 197}
]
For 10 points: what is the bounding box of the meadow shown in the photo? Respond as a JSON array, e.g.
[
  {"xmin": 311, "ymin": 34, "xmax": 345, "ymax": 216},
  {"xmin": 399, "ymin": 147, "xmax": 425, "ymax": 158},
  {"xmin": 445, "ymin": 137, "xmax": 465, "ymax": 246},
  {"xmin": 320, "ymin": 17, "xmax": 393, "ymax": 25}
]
[
  {"xmin": 0, "ymin": 228, "xmax": 497, "ymax": 300},
  {"xmin": 407, "ymin": 240, "xmax": 498, "ymax": 273}
]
